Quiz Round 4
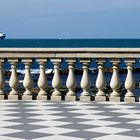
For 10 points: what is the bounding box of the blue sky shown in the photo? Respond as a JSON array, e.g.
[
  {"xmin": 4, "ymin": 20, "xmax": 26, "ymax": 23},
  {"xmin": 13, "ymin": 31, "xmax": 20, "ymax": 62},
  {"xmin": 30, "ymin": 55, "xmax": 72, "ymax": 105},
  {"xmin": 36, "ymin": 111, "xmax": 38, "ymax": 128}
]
[{"xmin": 0, "ymin": 0, "xmax": 140, "ymax": 38}]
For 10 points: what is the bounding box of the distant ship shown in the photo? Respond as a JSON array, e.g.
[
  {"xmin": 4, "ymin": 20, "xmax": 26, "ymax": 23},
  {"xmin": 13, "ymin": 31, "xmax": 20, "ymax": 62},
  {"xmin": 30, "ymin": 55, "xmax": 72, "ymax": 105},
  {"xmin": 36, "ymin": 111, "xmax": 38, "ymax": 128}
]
[{"xmin": 0, "ymin": 32, "xmax": 6, "ymax": 39}]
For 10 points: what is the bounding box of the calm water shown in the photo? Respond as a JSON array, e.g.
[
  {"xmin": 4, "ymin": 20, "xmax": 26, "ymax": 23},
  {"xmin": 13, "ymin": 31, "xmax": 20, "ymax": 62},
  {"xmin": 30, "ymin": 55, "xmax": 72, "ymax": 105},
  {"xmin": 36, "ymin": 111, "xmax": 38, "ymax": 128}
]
[{"xmin": 0, "ymin": 39, "xmax": 140, "ymax": 48}]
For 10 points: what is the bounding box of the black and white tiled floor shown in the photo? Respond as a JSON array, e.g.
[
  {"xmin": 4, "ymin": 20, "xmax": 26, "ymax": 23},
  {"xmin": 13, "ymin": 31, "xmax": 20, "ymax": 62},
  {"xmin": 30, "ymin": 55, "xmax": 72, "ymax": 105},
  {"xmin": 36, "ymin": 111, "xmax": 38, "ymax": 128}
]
[{"xmin": 0, "ymin": 101, "xmax": 140, "ymax": 140}]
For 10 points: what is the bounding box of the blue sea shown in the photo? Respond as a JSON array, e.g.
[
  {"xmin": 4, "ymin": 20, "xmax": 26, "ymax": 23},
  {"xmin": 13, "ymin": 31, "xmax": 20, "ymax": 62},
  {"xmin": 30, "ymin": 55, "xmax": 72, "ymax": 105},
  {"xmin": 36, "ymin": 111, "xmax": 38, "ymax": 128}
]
[
  {"xmin": 0, "ymin": 39, "xmax": 140, "ymax": 96},
  {"xmin": 0, "ymin": 39, "xmax": 140, "ymax": 48}
]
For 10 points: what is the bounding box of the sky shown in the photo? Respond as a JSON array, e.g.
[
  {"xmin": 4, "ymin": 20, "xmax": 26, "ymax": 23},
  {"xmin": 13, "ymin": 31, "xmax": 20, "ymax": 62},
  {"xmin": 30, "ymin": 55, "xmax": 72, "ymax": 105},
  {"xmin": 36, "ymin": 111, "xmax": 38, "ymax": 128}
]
[{"xmin": 0, "ymin": 0, "xmax": 140, "ymax": 39}]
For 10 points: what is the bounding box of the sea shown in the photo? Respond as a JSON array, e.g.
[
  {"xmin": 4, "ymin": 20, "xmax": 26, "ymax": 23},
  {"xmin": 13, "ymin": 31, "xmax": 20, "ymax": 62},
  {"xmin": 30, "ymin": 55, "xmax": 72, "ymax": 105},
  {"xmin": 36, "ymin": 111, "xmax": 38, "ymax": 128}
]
[{"xmin": 0, "ymin": 39, "xmax": 140, "ymax": 96}]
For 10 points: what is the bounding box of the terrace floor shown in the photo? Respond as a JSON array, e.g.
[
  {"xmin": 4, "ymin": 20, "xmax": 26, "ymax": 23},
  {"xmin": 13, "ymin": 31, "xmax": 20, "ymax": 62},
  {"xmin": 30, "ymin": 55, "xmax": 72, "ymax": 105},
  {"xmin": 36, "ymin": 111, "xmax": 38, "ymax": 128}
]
[{"xmin": 0, "ymin": 101, "xmax": 140, "ymax": 140}]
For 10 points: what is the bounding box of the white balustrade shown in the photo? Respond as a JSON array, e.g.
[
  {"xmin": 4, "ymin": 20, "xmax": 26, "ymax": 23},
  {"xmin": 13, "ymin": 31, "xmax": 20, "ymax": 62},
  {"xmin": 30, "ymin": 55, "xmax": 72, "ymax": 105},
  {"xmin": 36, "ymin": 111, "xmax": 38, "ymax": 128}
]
[
  {"xmin": 8, "ymin": 59, "xmax": 19, "ymax": 100},
  {"xmin": 110, "ymin": 59, "xmax": 121, "ymax": 102},
  {"xmin": 51, "ymin": 59, "xmax": 62, "ymax": 101},
  {"xmin": 65, "ymin": 59, "xmax": 77, "ymax": 101},
  {"xmin": 22, "ymin": 59, "xmax": 33, "ymax": 100},
  {"xmin": 0, "ymin": 48, "xmax": 139, "ymax": 102},
  {"xmin": 95, "ymin": 59, "xmax": 106, "ymax": 101},
  {"xmin": 124, "ymin": 59, "xmax": 136, "ymax": 102},
  {"xmin": 37, "ymin": 59, "xmax": 48, "ymax": 100},
  {"xmin": 80, "ymin": 59, "xmax": 93, "ymax": 101},
  {"xmin": 0, "ymin": 59, "xmax": 5, "ymax": 99}
]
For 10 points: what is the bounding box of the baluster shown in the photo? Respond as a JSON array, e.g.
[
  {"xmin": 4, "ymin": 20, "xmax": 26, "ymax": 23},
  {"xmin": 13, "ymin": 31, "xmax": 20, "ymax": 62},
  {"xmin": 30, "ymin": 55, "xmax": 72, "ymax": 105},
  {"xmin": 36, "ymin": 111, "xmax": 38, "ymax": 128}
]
[
  {"xmin": 80, "ymin": 59, "xmax": 93, "ymax": 101},
  {"xmin": 37, "ymin": 59, "xmax": 48, "ymax": 100},
  {"xmin": 22, "ymin": 59, "xmax": 33, "ymax": 100},
  {"xmin": 124, "ymin": 59, "xmax": 136, "ymax": 102},
  {"xmin": 65, "ymin": 59, "xmax": 77, "ymax": 101},
  {"xmin": 95, "ymin": 59, "xmax": 106, "ymax": 101},
  {"xmin": 8, "ymin": 59, "xmax": 19, "ymax": 100},
  {"xmin": 51, "ymin": 59, "xmax": 62, "ymax": 101},
  {"xmin": 0, "ymin": 59, "xmax": 6, "ymax": 100},
  {"xmin": 110, "ymin": 58, "xmax": 121, "ymax": 102}
]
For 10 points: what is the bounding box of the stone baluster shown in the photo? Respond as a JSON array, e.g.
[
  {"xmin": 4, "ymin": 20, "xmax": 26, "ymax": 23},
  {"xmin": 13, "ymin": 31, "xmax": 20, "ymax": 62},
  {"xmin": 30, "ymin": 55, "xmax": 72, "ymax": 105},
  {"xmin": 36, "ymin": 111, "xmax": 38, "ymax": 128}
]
[
  {"xmin": 124, "ymin": 59, "xmax": 136, "ymax": 102},
  {"xmin": 22, "ymin": 59, "xmax": 33, "ymax": 100},
  {"xmin": 80, "ymin": 59, "xmax": 93, "ymax": 101},
  {"xmin": 51, "ymin": 59, "xmax": 62, "ymax": 101},
  {"xmin": 65, "ymin": 59, "xmax": 77, "ymax": 101},
  {"xmin": 110, "ymin": 58, "xmax": 121, "ymax": 102},
  {"xmin": 8, "ymin": 59, "xmax": 19, "ymax": 100},
  {"xmin": 0, "ymin": 59, "xmax": 6, "ymax": 100},
  {"xmin": 95, "ymin": 59, "xmax": 106, "ymax": 101},
  {"xmin": 37, "ymin": 59, "xmax": 48, "ymax": 100}
]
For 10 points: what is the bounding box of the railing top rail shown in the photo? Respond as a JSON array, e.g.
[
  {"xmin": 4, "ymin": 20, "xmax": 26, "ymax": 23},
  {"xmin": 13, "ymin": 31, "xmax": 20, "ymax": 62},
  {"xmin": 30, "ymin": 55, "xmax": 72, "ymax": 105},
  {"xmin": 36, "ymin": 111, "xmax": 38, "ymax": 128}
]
[
  {"xmin": 0, "ymin": 48, "xmax": 140, "ymax": 52},
  {"xmin": 0, "ymin": 48, "xmax": 140, "ymax": 58}
]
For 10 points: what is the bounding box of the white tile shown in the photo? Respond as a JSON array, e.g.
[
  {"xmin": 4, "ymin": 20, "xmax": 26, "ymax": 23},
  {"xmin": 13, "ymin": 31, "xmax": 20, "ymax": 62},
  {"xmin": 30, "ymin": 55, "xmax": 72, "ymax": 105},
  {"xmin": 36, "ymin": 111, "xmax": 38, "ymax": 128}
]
[
  {"xmin": 104, "ymin": 105, "xmax": 136, "ymax": 109},
  {"xmin": 78, "ymin": 120, "xmax": 121, "ymax": 126},
  {"xmin": 31, "ymin": 126, "xmax": 77, "ymax": 134},
  {"xmin": 0, "ymin": 111, "xmax": 19, "ymax": 115},
  {"xmin": 93, "ymin": 134, "xmax": 140, "ymax": 140},
  {"xmin": 69, "ymin": 109, "xmax": 104, "ymax": 115},
  {"xmin": 66, "ymin": 105, "xmax": 97, "ymax": 109},
  {"xmin": 85, "ymin": 126, "xmax": 131, "ymax": 134},
  {"xmin": 110, "ymin": 109, "xmax": 140, "ymax": 114},
  {"xmin": 25, "ymin": 106, "xmax": 58, "ymax": 110},
  {"xmin": 0, "ymin": 116, "xmax": 20, "ymax": 121},
  {"xmin": 33, "ymin": 135, "xmax": 85, "ymax": 140},
  {"xmin": 27, "ymin": 110, "xmax": 62, "ymax": 115},
  {"xmin": 0, "ymin": 120, "xmax": 23, "ymax": 127},
  {"xmin": 61, "ymin": 102, "xmax": 90, "ymax": 105},
  {"xmin": 74, "ymin": 114, "xmax": 112, "ymax": 120},
  {"xmin": 30, "ymin": 120, "xmax": 72, "ymax": 127},
  {"xmin": 0, "ymin": 136, "xmax": 26, "ymax": 140},
  {"xmin": 28, "ymin": 114, "xmax": 67, "ymax": 120},
  {"xmin": 118, "ymin": 114, "xmax": 140, "ymax": 119},
  {"xmin": 0, "ymin": 128, "xmax": 24, "ymax": 135},
  {"xmin": 127, "ymin": 120, "xmax": 140, "ymax": 125}
]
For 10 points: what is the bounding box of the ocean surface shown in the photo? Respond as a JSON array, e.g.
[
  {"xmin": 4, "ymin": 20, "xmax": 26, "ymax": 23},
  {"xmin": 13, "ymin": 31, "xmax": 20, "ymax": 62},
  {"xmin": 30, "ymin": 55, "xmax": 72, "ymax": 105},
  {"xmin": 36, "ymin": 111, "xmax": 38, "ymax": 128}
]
[
  {"xmin": 0, "ymin": 39, "xmax": 140, "ymax": 48},
  {"xmin": 0, "ymin": 39, "xmax": 140, "ymax": 96}
]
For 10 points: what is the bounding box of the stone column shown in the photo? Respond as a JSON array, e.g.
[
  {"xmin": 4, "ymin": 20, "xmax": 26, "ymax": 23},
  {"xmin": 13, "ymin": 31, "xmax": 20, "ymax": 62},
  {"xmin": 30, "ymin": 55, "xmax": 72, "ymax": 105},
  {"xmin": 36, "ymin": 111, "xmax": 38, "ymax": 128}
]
[
  {"xmin": 8, "ymin": 59, "xmax": 19, "ymax": 100},
  {"xmin": 110, "ymin": 58, "xmax": 121, "ymax": 102},
  {"xmin": 22, "ymin": 59, "xmax": 33, "ymax": 100},
  {"xmin": 80, "ymin": 59, "xmax": 93, "ymax": 101},
  {"xmin": 0, "ymin": 59, "xmax": 6, "ymax": 100},
  {"xmin": 65, "ymin": 59, "xmax": 77, "ymax": 101},
  {"xmin": 124, "ymin": 59, "xmax": 136, "ymax": 102},
  {"xmin": 37, "ymin": 59, "xmax": 48, "ymax": 100},
  {"xmin": 51, "ymin": 59, "xmax": 62, "ymax": 101},
  {"xmin": 95, "ymin": 58, "xmax": 106, "ymax": 101}
]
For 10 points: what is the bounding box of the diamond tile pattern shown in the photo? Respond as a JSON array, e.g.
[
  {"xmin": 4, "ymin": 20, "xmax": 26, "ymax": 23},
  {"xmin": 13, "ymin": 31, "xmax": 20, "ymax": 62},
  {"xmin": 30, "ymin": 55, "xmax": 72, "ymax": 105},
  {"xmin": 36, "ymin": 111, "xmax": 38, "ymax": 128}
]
[{"xmin": 0, "ymin": 101, "xmax": 140, "ymax": 140}]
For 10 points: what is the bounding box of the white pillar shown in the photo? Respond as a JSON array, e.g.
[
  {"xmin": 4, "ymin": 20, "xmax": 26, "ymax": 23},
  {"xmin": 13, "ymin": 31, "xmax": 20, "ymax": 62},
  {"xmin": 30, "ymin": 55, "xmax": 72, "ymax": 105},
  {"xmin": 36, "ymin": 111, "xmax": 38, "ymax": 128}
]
[
  {"xmin": 8, "ymin": 59, "xmax": 19, "ymax": 100},
  {"xmin": 0, "ymin": 59, "xmax": 6, "ymax": 100},
  {"xmin": 22, "ymin": 59, "xmax": 33, "ymax": 100},
  {"xmin": 51, "ymin": 59, "xmax": 62, "ymax": 101},
  {"xmin": 124, "ymin": 59, "xmax": 136, "ymax": 102},
  {"xmin": 80, "ymin": 59, "xmax": 93, "ymax": 101},
  {"xmin": 95, "ymin": 59, "xmax": 106, "ymax": 101},
  {"xmin": 65, "ymin": 59, "xmax": 77, "ymax": 101},
  {"xmin": 110, "ymin": 58, "xmax": 121, "ymax": 102},
  {"xmin": 37, "ymin": 59, "xmax": 48, "ymax": 100}
]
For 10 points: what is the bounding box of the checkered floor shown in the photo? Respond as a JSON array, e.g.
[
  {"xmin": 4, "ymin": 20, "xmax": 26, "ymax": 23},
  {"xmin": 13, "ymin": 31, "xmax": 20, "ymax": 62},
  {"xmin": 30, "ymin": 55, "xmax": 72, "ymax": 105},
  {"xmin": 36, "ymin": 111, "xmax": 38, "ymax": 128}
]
[{"xmin": 0, "ymin": 101, "xmax": 140, "ymax": 140}]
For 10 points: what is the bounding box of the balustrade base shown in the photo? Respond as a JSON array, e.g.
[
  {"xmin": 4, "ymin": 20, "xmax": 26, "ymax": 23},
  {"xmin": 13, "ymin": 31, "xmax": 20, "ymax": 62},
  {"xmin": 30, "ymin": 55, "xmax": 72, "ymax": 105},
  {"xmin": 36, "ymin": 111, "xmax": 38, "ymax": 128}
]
[
  {"xmin": 109, "ymin": 96, "xmax": 121, "ymax": 102},
  {"xmin": 80, "ymin": 96, "xmax": 94, "ymax": 101},
  {"xmin": 8, "ymin": 95, "xmax": 21, "ymax": 100},
  {"xmin": 0, "ymin": 94, "xmax": 7, "ymax": 100},
  {"xmin": 95, "ymin": 96, "xmax": 107, "ymax": 102},
  {"xmin": 37, "ymin": 95, "xmax": 48, "ymax": 100},
  {"xmin": 65, "ymin": 96, "xmax": 76, "ymax": 101},
  {"xmin": 22, "ymin": 95, "xmax": 33, "ymax": 100},
  {"xmin": 124, "ymin": 97, "xmax": 136, "ymax": 102},
  {"xmin": 51, "ymin": 96, "xmax": 64, "ymax": 101}
]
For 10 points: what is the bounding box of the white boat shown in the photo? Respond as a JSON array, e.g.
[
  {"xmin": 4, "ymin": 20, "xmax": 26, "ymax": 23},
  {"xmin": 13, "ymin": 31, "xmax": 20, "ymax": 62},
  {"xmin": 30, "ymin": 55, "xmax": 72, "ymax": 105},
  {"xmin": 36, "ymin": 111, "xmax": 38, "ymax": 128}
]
[{"xmin": 0, "ymin": 32, "xmax": 6, "ymax": 39}]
